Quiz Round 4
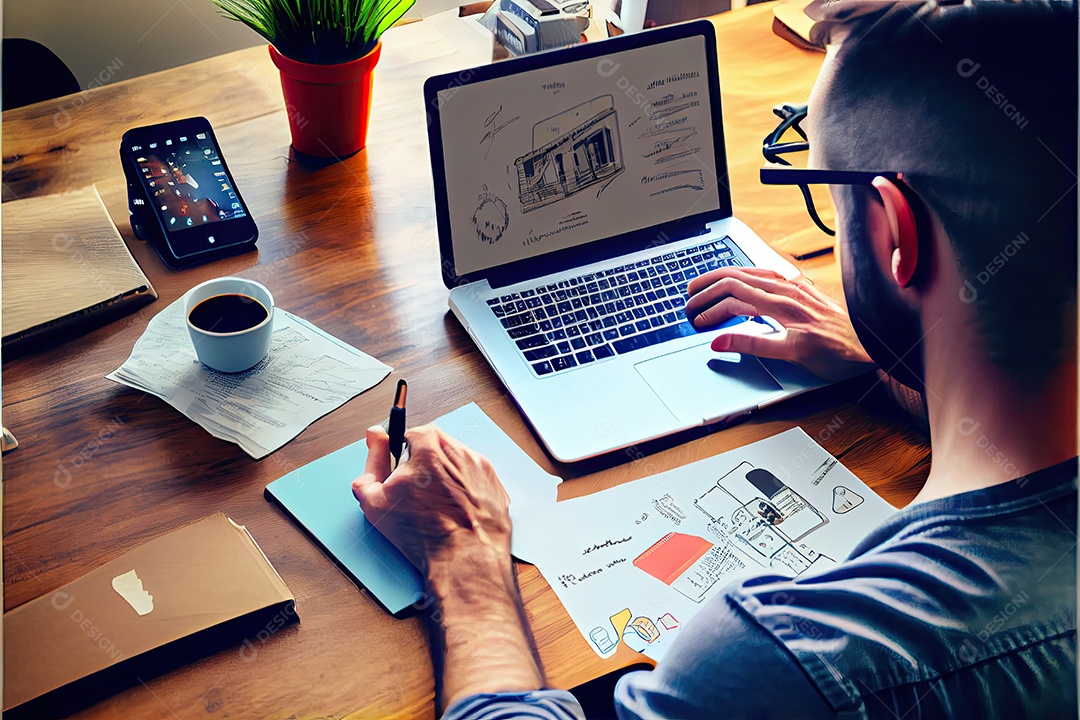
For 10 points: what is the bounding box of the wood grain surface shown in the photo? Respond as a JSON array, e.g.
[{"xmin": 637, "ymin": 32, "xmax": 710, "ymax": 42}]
[{"xmin": 2, "ymin": 7, "xmax": 929, "ymax": 719}]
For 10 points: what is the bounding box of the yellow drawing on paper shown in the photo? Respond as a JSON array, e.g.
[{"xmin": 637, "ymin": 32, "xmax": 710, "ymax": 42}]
[{"xmin": 610, "ymin": 607, "xmax": 632, "ymax": 637}]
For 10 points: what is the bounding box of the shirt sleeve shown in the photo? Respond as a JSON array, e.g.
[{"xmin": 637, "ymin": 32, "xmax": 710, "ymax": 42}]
[
  {"xmin": 614, "ymin": 595, "xmax": 834, "ymax": 720},
  {"xmin": 442, "ymin": 691, "xmax": 586, "ymax": 720}
]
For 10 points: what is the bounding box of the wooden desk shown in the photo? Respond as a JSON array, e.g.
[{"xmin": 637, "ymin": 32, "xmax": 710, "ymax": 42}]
[{"xmin": 2, "ymin": 6, "xmax": 930, "ymax": 718}]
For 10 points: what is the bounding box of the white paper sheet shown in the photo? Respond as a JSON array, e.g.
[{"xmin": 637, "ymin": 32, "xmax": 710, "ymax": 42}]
[
  {"xmin": 437, "ymin": 403, "xmax": 563, "ymax": 508},
  {"xmin": 107, "ymin": 298, "xmax": 391, "ymax": 459},
  {"xmin": 513, "ymin": 428, "xmax": 897, "ymax": 660},
  {"xmin": 430, "ymin": 404, "xmax": 562, "ymax": 561}
]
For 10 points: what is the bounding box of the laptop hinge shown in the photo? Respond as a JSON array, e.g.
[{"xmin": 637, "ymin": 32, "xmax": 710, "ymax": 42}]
[{"xmin": 485, "ymin": 220, "xmax": 713, "ymax": 289}]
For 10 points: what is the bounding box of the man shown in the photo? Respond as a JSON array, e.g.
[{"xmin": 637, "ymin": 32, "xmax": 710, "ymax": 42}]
[{"xmin": 354, "ymin": 0, "xmax": 1078, "ymax": 717}]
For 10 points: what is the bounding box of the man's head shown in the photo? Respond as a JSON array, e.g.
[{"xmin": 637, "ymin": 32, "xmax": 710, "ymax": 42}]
[{"xmin": 807, "ymin": 0, "xmax": 1077, "ymax": 390}]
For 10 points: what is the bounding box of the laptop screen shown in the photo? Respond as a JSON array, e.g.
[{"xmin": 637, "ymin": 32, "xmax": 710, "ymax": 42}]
[{"xmin": 429, "ymin": 25, "xmax": 725, "ymax": 280}]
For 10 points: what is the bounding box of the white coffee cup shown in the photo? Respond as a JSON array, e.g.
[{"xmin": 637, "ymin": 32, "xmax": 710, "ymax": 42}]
[{"xmin": 184, "ymin": 277, "xmax": 275, "ymax": 373}]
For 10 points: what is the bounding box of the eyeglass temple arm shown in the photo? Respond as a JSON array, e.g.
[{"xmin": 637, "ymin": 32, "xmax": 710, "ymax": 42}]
[
  {"xmin": 760, "ymin": 166, "xmax": 901, "ymax": 186},
  {"xmin": 763, "ymin": 141, "xmax": 810, "ymax": 165},
  {"xmin": 760, "ymin": 166, "xmax": 906, "ymax": 236},
  {"xmin": 772, "ymin": 103, "xmax": 809, "ymax": 140},
  {"xmin": 798, "ymin": 184, "xmax": 836, "ymax": 236}
]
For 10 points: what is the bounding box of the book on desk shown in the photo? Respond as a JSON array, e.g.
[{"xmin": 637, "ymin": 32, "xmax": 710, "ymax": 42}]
[
  {"xmin": 3, "ymin": 513, "xmax": 295, "ymax": 719},
  {"xmin": 1, "ymin": 185, "xmax": 156, "ymax": 357}
]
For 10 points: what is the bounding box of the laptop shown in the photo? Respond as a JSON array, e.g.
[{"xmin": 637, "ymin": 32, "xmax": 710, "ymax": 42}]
[{"xmin": 424, "ymin": 19, "xmax": 828, "ymax": 462}]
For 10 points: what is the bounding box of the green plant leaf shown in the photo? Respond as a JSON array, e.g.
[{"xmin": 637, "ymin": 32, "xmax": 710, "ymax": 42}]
[
  {"xmin": 388, "ymin": 0, "xmax": 414, "ymax": 30},
  {"xmin": 205, "ymin": 0, "xmax": 412, "ymax": 63},
  {"xmin": 369, "ymin": 0, "xmax": 413, "ymax": 45}
]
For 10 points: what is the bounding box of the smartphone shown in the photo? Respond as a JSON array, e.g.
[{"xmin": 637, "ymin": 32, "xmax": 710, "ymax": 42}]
[{"xmin": 120, "ymin": 116, "xmax": 258, "ymax": 268}]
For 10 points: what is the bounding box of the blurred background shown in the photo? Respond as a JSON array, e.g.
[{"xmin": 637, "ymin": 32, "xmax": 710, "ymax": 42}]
[{"xmin": 4, "ymin": 0, "xmax": 265, "ymax": 89}]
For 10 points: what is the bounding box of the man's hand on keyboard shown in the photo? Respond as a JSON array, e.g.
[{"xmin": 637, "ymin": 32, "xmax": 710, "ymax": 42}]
[{"xmin": 685, "ymin": 267, "xmax": 875, "ymax": 381}]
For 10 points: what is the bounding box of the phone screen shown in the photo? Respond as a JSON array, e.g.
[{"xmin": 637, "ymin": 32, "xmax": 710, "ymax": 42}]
[
  {"xmin": 123, "ymin": 117, "xmax": 258, "ymax": 266},
  {"xmin": 131, "ymin": 132, "xmax": 247, "ymax": 233}
]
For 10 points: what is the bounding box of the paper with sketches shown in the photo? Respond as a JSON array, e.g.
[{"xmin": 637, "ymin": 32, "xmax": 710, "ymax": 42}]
[
  {"xmin": 513, "ymin": 428, "xmax": 897, "ymax": 660},
  {"xmin": 265, "ymin": 403, "xmax": 562, "ymax": 614},
  {"xmin": 107, "ymin": 297, "xmax": 390, "ymax": 459}
]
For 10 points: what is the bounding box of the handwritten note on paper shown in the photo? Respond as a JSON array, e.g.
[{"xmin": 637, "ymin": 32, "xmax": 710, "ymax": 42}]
[
  {"xmin": 512, "ymin": 428, "xmax": 897, "ymax": 661},
  {"xmin": 107, "ymin": 297, "xmax": 391, "ymax": 459}
]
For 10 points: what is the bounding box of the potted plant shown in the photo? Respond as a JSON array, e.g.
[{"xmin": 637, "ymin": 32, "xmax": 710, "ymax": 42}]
[{"xmin": 209, "ymin": 0, "xmax": 414, "ymax": 159}]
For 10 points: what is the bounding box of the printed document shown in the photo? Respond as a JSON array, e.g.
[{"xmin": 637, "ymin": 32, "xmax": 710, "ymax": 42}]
[{"xmin": 108, "ymin": 298, "xmax": 390, "ymax": 458}]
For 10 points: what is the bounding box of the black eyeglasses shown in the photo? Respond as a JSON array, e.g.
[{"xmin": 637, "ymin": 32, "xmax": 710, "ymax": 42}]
[
  {"xmin": 763, "ymin": 102, "xmax": 810, "ymax": 164},
  {"xmin": 761, "ymin": 102, "xmax": 903, "ymax": 236}
]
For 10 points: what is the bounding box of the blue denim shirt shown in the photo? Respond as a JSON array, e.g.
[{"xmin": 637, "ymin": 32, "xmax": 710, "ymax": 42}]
[{"xmin": 444, "ymin": 459, "xmax": 1077, "ymax": 719}]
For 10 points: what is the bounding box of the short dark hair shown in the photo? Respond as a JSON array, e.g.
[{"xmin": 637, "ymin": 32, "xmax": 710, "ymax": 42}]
[{"xmin": 814, "ymin": 0, "xmax": 1077, "ymax": 380}]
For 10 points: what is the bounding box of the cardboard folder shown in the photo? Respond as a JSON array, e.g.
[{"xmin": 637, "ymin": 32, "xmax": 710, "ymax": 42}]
[{"xmin": 3, "ymin": 513, "xmax": 296, "ymax": 718}]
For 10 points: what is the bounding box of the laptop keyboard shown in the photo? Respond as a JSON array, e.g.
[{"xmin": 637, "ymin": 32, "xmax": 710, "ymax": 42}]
[{"xmin": 486, "ymin": 237, "xmax": 749, "ymax": 376}]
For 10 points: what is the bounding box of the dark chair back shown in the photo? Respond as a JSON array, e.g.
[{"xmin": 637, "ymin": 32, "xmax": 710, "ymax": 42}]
[{"xmin": 3, "ymin": 38, "xmax": 81, "ymax": 110}]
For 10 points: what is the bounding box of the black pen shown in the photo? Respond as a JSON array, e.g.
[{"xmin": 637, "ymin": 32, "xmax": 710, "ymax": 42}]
[
  {"xmin": 387, "ymin": 379, "xmax": 408, "ymax": 469},
  {"xmin": 793, "ymin": 246, "xmax": 834, "ymax": 261}
]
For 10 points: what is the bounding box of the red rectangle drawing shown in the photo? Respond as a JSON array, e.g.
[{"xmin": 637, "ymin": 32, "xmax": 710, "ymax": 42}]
[{"xmin": 633, "ymin": 532, "xmax": 713, "ymax": 585}]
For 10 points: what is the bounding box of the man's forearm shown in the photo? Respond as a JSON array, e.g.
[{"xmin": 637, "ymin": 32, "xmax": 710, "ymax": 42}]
[{"xmin": 425, "ymin": 542, "xmax": 545, "ymax": 711}]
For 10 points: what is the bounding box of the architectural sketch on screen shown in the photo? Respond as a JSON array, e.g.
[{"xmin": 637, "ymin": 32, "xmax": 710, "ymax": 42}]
[
  {"xmin": 435, "ymin": 36, "xmax": 720, "ymax": 276},
  {"xmin": 515, "ymin": 95, "xmax": 624, "ymax": 213}
]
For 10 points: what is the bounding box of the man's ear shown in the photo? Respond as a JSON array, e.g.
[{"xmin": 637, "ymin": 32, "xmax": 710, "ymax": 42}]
[{"xmin": 871, "ymin": 176, "xmax": 923, "ymax": 288}]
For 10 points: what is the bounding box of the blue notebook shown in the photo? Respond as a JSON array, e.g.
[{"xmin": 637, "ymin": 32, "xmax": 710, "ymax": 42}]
[
  {"xmin": 266, "ymin": 439, "xmax": 425, "ymax": 615},
  {"xmin": 265, "ymin": 403, "xmax": 561, "ymax": 615}
]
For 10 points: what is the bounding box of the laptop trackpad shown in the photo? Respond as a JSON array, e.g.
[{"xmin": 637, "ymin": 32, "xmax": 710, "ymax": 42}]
[{"xmin": 635, "ymin": 342, "xmax": 784, "ymax": 425}]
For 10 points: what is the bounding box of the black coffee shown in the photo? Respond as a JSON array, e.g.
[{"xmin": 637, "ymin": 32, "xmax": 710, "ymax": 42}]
[{"xmin": 189, "ymin": 293, "xmax": 268, "ymax": 333}]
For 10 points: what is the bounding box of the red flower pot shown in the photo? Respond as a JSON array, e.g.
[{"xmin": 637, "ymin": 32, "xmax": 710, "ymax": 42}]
[{"xmin": 269, "ymin": 42, "xmax": 382, "ymax": 159}]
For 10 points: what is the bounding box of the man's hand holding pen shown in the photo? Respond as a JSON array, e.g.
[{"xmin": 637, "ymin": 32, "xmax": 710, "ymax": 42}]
[
  {"xmin": 353, "ymin": 421, "xmax": 542, "ymax": 709},
  {"xmin": 354, "ymin": 415, "xmax": 512, "ymax": 574}
]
